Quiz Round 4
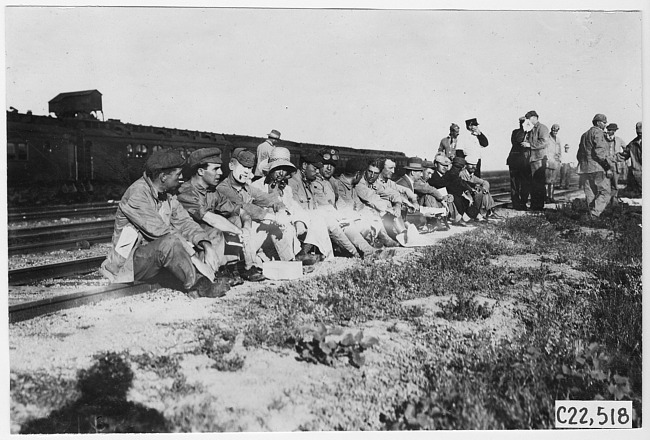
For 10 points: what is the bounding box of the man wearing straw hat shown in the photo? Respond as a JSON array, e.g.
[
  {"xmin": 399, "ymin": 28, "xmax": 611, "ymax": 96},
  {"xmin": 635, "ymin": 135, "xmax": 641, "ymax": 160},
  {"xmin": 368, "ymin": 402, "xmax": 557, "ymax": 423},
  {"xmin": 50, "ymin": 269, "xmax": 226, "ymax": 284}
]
[
  {"xmin": 178, "ymin": 147, "xmax": 267, "ymax": 282},
  {"xmin": 253, "ymin": 146, "xmax": 329, "ymax": 265},
  {"xmin": 255, "ymin": 129, "xmax": 281, "ymax": 177}
]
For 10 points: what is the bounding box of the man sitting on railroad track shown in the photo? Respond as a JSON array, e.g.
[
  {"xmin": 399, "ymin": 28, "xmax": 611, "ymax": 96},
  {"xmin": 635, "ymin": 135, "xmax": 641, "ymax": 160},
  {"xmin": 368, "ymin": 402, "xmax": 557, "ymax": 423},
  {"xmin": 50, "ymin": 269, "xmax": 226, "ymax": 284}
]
[
  {"xmin": 252, "ymin": 146, "xmax": 329, "ymax": 265},
  {"xmin": 309, "ymin": 149, "xmax": 378, "ymax": 258},
  {"xmin": 100, "ymin": 149, "xmax": 234, "ymax": 298},
  {"xmin": 214, "ymin": 148, "xmax": 300, "ymax": 265},
  {"xmin": 287, "ymin": 152, "xmax": 361, "ymax": 258},
  {"xmin": 375, "ymin": 158, "xmax": 419, "ymax": 216},
  {"xmin": 396, "ymin": 156, "xmax": 450, "ymax": 231},
  {"xmin": 177, "ymin": 147, "xmax": 266, "ymax": 282}
]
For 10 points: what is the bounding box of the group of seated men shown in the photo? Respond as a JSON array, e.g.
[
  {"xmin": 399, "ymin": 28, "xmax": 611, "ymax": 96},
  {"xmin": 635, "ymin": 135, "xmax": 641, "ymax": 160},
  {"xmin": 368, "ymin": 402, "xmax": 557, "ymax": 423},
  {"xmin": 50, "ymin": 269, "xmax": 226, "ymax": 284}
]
[{"xmin": 101, "ymin": 145, "xmax": 501, "ymax": 298}]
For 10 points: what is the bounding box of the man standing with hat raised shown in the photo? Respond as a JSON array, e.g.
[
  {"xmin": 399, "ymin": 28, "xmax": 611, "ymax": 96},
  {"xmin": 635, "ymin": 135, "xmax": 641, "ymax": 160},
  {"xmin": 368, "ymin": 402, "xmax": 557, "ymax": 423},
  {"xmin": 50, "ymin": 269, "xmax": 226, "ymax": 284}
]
[
  {"xmin": 521, "ymin": 110, "xmax": 551, "ymax": 211},
  {"xmin": 255, "ymin": 129, "xmax": 281, "ymax": 177},
  {"xmin": 455, "ymin": 118, "xmax": 489, "ymax": 178},
  {"xmin": 100, "ymin": 149, "xmax": 232, "ymax": 298},
  {"xmin": 178, "ymin": 147, "xmax": 266, "ymax": 282},
  {"xmin": 577, "ymin": 113, "xmax": 614, "ymax": 217}
]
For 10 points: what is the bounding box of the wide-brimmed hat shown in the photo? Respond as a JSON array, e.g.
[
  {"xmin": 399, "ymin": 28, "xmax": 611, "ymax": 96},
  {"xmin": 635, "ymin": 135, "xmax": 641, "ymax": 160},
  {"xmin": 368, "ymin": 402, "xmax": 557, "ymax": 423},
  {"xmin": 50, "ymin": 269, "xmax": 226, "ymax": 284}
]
[
  {"xmin": 403, "ymin": 157, "xmax": 424, "ymax": 171},
  {"xmin": 266, "ymin": 146, "xmax": 296, "ymax": 174},
  {"xmin": 268, "ymin": 129, "xmax": 281, "ymax": 139}
]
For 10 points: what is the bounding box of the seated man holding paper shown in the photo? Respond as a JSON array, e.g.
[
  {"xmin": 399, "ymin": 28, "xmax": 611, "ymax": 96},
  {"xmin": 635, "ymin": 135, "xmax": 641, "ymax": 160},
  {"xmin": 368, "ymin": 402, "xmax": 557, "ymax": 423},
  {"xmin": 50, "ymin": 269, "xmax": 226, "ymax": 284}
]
[{"xmin": 100, "ymin": 149, "xmax": 233, "ymax": 298}]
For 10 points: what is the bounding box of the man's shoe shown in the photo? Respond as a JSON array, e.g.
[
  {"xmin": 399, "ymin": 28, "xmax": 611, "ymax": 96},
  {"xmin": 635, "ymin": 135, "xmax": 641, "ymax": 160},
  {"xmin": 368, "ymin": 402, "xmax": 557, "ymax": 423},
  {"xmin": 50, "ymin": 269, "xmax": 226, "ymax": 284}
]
[
  {"xmin": 192, "ymin": 276, "xmax": 231, "ymax": 298},
  {"xmin": 295, "ymin": 253, "xmax": 321, "ymax": 266},
  {"xmin": 240, "ymin": 266, "xmax": 267, "ymax": 282}
]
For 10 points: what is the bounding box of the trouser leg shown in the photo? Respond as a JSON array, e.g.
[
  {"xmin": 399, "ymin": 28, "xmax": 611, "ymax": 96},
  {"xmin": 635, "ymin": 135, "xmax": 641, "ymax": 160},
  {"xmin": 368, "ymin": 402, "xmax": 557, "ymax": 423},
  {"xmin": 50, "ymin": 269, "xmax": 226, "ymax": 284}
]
[
  {"xmin": 133, "ymin": 235, "xmax": 199, "ymax": 290},
  {"xmin": 591, "ymin": 171, "xmax": 611, "ymax": 216},
  {"xmin": 509, "ymin": 167, "xmax": 522, "ymax": 208},
  {"xmin": 610, "ymin": 170, "xmax": 619, "ymax": 199},
  {"xmin": 530, "ymin": 160, "xmax": 546, "ymax": 209},
  {"xmin": 343, "ymin": 223, "xmax": 375, "ymax": 255},
  {"xmin": 327, "ymin": 219, "xmax": 359, "ymax": 257}
]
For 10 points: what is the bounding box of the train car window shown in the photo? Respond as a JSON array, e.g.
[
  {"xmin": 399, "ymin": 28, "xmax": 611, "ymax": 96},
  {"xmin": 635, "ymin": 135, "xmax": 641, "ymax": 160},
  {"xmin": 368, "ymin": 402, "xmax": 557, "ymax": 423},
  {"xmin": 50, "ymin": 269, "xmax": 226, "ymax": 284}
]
[
  {"xmin": 7, "ymin": 142, "xmax": 28, "ymax": 161},
  {"xmin": 134, "ymin": 144, "xmax": 148, "ymax": 158},
  {"xmin": 126, "ymin": 144, "xmax": 133, "ymax": 158},
  {"xmin": 152, "ymin": 145, "xmax": 164, "ymax": 153}
]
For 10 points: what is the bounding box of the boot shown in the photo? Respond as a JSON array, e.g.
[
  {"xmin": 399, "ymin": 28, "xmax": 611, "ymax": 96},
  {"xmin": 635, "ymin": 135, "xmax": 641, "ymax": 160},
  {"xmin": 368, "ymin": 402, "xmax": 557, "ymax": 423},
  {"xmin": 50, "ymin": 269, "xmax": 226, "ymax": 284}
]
[{"xmin": 191, "ymin": 276, "xmax": 231, "ymax": 298}]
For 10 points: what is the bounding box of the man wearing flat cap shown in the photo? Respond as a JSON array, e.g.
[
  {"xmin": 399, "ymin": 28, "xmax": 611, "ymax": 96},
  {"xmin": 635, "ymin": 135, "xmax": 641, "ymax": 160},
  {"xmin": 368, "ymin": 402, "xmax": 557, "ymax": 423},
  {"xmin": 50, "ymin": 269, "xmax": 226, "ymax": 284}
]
[
  {"xmin": 215, "ymin": 147, "xmax": 297, "ymax": 263},
  {"xmin": 255, "ymin": 129, "xmax": 281, "ymax": 177},
  {"xmin": 521, "ymin": 110, "xmax": 551, "ymax": 211},
  {"xmin": 288, "ymin": 152, "xmax": 361, "ymax": 258},
  {"xmin": 604, "ymin": 123, "xmax": 627, "ymax": 204},
  {"xmin": 576, "ymin": 114, "xmax": 614, "ymax": 217},
  {"xmin": 101, "ymin": 149, "xmax": 232, "ymax": 298},
  {"xmin": 178, "ymin": 148, "xmax": 266, "ymax": 282}
]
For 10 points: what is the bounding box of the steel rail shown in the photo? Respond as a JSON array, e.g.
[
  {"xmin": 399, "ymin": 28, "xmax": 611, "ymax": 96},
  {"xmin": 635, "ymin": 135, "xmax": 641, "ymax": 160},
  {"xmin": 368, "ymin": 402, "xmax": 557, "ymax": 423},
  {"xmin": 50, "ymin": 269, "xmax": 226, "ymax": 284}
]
[
  {"xmin": 8, "ymin": 235, "xmax": 113, "ymax": 256},
  {"xmin": 9, "ymin": 256, "xmax": 106, "ymax": 285},
  {"xmin": 8, "ymin": 205, "xmax": 117, "ymax": 222},
  {"xmin": 8, "ymin": 219, "xmax": 115, "ymax": 241},
  {"xmin": 9, "ymin": 282, "xmax": 161, "ymax": 324}
]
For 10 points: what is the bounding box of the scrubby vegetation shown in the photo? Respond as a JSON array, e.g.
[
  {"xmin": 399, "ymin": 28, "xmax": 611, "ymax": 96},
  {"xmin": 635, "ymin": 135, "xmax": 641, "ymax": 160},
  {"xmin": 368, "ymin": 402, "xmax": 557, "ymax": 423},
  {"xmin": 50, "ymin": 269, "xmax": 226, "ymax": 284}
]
[{"xmin": 13, "ymin": 200, "xmax": 642, "ymax": 431}]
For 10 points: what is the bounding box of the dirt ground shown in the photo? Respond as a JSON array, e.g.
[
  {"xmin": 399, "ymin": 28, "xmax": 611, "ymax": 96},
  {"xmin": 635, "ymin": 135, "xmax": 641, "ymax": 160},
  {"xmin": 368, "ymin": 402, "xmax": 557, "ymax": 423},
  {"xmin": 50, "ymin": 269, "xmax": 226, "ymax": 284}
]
[{"xmin": 8, "ymin": 209, "xmax": 597, "ymax": 433}]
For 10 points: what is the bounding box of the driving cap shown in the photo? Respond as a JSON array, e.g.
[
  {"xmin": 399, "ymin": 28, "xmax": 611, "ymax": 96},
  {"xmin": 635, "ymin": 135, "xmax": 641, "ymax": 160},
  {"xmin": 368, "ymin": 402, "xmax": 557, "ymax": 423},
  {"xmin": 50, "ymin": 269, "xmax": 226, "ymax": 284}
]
[
  {"xmin": 525, "ymin": 110, "xmax": 539, "ymax": 119},
  {"xmin": 189, "ymin": 147, "xmax": 222, "ymax": 167},
  {"xmin": 145, "ymin": 149, "xmax": 185, "ymax": 170},
  {"xmin": 301, "ymin": 152, "xmax": 323, "ymax": 167},
  {"xmin": 434, "ymin": 154, "xmax": 451, "ymax": 165},
  {"xmin": 606, "ymin": 123, "xmax": 619, "ymax": 131},
  {"xmin": 231, "ymin": 148, "xmax": 256, "ymax": 168},
  {"xmin": 592, "ymin": 113, "xmax": 607, "ymax": 124},
  {"xmin": 344, "ymin": 158, "xmax": 367, "ymax": 174}
]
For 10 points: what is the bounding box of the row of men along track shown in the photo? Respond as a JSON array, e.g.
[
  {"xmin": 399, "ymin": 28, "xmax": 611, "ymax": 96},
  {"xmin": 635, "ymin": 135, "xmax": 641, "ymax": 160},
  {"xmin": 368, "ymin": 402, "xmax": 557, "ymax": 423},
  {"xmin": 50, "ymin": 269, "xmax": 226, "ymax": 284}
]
[{"xmin": 6, "ymin": 172, "xmax": 580, "ymax": 324}]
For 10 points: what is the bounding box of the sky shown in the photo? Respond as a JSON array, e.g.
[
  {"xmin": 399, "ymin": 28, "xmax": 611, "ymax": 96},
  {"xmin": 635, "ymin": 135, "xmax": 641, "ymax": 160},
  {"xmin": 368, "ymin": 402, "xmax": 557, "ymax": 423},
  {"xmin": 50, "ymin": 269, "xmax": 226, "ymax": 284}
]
[{"xmin": 3, "ymin": 2, "xmax": 646, "ymax": 172}]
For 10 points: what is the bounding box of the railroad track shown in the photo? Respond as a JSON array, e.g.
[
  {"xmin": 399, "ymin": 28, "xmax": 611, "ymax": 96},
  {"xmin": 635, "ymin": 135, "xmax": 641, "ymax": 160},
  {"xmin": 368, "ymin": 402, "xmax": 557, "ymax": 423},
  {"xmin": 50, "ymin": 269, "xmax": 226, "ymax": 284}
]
[
  {"xmin": 8, "ymin": 220, "xmax": 115, "ymax": 256},
  {"xmin": 8, "ymin": 202, "xmax": 117, "ymax": 222},
  {"xmin": 9, "ymin": 282, "xmax": 161, "ymax": 324},
  {"xmin": 9, "ymin": 256, "xmax": 107, "ymax": 285}
]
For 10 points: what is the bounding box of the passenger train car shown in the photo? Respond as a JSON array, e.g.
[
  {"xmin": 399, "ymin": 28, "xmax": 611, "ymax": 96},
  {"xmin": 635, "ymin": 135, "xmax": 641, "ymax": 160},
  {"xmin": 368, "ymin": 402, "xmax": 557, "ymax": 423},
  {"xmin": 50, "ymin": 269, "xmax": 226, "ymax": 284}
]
[{"xmin": 6, "ymin": 90, "xmax": 407, "ymax": 205}]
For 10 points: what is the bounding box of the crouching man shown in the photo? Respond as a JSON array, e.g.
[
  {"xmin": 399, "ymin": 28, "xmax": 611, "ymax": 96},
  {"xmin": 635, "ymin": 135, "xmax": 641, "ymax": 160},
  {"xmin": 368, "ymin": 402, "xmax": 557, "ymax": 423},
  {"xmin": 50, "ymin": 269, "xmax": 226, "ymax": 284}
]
[{"xmin": 100, "ymin": 149, "xmax": 232, "ymax": 298}]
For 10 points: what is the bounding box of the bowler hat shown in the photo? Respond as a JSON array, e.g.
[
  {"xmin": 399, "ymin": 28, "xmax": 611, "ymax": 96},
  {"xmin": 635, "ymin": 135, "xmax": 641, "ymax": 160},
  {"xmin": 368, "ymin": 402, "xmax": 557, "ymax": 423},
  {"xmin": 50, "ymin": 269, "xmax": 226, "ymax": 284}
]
[
  {"xmin": 403, "ymin": 157, "xmax": 424, "ymax": 171},
  {"xmin": 606, "ymin": 123, "xmax": 619, "ymax": 131},
  {"xmin": 525, "ymin": 110, "xmax": 539, "ymax": 119},
  {"xmin": 465, "ymin": 118, "xmax": 479, "ymax": 129},
  {"xmin": 189, "ymin": 147, "xmax": 222, "ymax": 168},
  {"xmin": 267, "ymin": 147, "xmax": 296, "ymax": 174},
  {"xmin": 145, "ymin": 149, "xmax": 185, "ymax": 170},
  {"xmin": 231, "ymin": 148, "xmax": 256, "ymax": 168},
  {"xmin": 268, "ymin": 129, "xmax": 281, "ymax": 139}
]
